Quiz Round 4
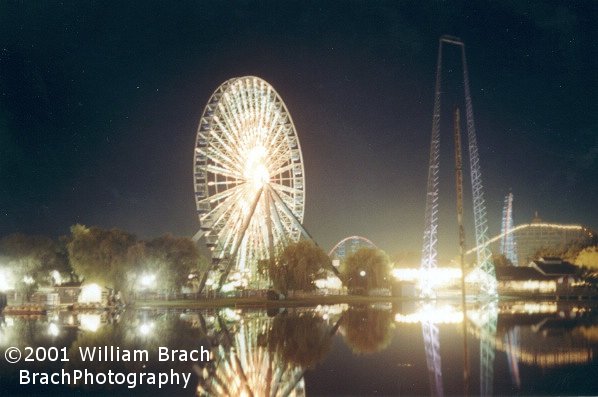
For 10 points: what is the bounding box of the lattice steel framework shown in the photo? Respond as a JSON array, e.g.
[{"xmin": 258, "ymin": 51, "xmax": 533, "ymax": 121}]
[
  {"xmin": 328, "ymin": 236, "xmax": 377, "ymax": 260},
  {"xmin": 478, "ymin": 301, "xmax": 497, "ymax": 397},
  {"xmin": 504, "ymin": 326, "xmax": 521, "ymax": 390},
  {"xmin": 420, "ymin": 35, "xmax": 497, "ymax": 296},
  {"xmin": 422, "ymin": 321, "xmax": 444, "ymax": 396},
  {"xmin": 193, "ymin": 76, "xmax": 308, "ymax": 288},
  {"xmin": 500, "ymin": 193, "xmax": 518, "ymax": 266}
]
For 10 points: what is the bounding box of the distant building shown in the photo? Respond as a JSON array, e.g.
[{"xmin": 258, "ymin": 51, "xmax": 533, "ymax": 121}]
[
  {"xmin": 496, "ymin": 257, "xmax": 582, "ymax": 294},
  {"xmin": 54, "ymin": 282, "xmax": 82, "ymax": 305},
  {"xmin": 468, "ymin": 214, "xmax": 595, "ymax": 265}
]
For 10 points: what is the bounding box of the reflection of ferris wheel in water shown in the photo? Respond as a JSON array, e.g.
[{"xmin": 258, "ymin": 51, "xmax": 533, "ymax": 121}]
[{"xmin": 193, "ymin": 76, "xmax": 308, "ymax": 286}]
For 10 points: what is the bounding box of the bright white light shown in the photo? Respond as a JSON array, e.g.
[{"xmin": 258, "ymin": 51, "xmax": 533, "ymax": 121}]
[
  {"xmin": 359, "ymin": 270, "xmax": 366, "ymax": 277},
  {"xmin": 220, "ymin": 308, "xmax": 241, "ymax": 322},
  {"xmin": 138, "ymin": 322, "xmax": 154, "ymax": 336},
  {"xmin": 244, "ymin": 146, "xmax": 269, "ymax": 187},
  {"xmin": 50, "ymin": 270, "xmax": 62, "ymax": 285},
  {"xmin": 79, "ymin": 283, "xmax": 102, "ymax": 303},
  {"xmin": 0, "ymin": 269, "xmax": 12, "ymax": 292},
  {"xmin": 79, "ymin": 314, "xmax": 101, "ymax": 332},
  {"xmin": 394, "ymin": 304, "xmax": 463, "ymax": 324},
  {"xmin": 48, "ymin": 323, "xmax": 59, "ymax": 337},
  {"xmin": 139, "ymin": 273, "xmax": 156, "ymax": 288},
  {"xmin": 393, "ymin": 267, "xmax": 462, "ymax": 288},
  {"xmin": 23, "ymin": 275, "xmax": 35, "ymax": 285},
  {"xmin": 315, "ymin": 276, "xmax": 343, "ymax": 290}
]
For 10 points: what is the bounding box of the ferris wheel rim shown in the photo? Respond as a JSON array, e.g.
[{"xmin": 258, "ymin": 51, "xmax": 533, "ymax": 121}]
[{"xmin": 193, "ymin": 76, "xmax": 306, "ymax": 280}]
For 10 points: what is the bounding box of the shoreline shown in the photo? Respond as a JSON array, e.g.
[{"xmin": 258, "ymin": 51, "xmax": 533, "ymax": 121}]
[{"xmin": 132, "ymin": 294, "xmax": 414, "ymax": 309}]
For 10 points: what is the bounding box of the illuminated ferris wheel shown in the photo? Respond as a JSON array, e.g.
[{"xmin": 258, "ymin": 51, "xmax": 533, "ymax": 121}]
[{"xmin": 193, "ymin": 76, "xmax": 306, "ymax": 286}]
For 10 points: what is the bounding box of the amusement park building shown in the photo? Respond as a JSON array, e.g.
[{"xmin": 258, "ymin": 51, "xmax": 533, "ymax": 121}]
[{"xmin": 468, "ymin": 216, "xmax": 595, "ymax": 265}]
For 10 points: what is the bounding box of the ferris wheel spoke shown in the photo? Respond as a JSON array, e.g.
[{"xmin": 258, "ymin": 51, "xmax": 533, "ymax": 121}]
[
  {"xmin": 237, "ymin": 81, "xmax": 252, "ymax": 132},
  {"xmin": 263, "ymin": 122, "xmax": 285, "ymax": 154},
  {"xmin": 207, "ymin": 180, "xmax": 245, "ymax": 187},
  {"xmin": 201, "ymin": 186, "xmax": 247, "ymax": 225},
  {"xmin": 208, "ymin": 144, "xmax": 244, "ymax": 176},
  {"xmin": 268, "ymin": 181, "xmax": 299, "ymax": 197},
  {"xmin": 256, "ymin": 82, "xmax": 269, "ymax": 138},
  {"xmin": 210, "ymin": 121, "xmax": 246, "ymax": 168},
  {"xmin": 206, "ymin": 164, "xmax": 244, "ymax": 181},
  {"xmin": 200, "ymin": 182, "xmax": 245, "ymax": 205},
  {"xmin": 264, "ymin": 134, "xmax": 291, "ymax": 165},
  {"xmin": 266, "ymin": 151, "xmax": 294, "ymax": 175},
  {"xmin": 218, "ymin": 101, "xmax": 243, "ymax": 143},
  {"xmin": 268, "ymin": 162, "xmax": 296, "ymax": 178},
  {"xmin": 208, "ymin": 130, "xmax": 242, "ymax": 171},
  {"xmin": 226, "ymin": 89, "xmax": 245, "ymax": 139}
]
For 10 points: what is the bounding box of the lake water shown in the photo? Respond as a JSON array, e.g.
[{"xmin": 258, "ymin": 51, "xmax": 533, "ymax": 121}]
[{"xmin": 1, "ymin": 300, "xmax": 597, "ymax": 396}]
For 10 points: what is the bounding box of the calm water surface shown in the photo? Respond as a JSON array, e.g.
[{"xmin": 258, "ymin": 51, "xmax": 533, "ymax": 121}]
[{"xmin": 1, "ymin": 300, "xmax": 597, "ymax": 396}]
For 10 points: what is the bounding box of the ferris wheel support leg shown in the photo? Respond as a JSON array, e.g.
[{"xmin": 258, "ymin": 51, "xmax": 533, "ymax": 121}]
[
  {"xmin": 192, "ymin": 229, "xmax": 204, "ymax": 243},
  {"xmin": 267, "ymin": 186, "xmax": 340, "ymax": 277},
  {"xmin": 265, "ymin": 189, "xmax": 275, "ymax": 261},
  {"xmin": 267, "ymin": 185, "xmax": 314, "ymax": 241},
  {"xmin": 217, "ymin": 188, "xmax": 264, "ymax": 290}
]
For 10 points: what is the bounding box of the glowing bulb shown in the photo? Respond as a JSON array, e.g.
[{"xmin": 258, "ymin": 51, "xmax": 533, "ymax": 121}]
[
  {"xmin": 51, "ymin": 270, "xmax": 62, "ymax": 285},
  {"xmin": 0, "ymin": 269, "xmax": 12, "ymax": 292},
  {"xmin": 139, "ymin": 322, "xmax": 154, "ymax": 336},
  {"xmin": 140, "ymin": 273, "xmax": 156, "ymax": 288},
  {"xmin": 79, "ymin": 314, "xmax": 101, "ymax": 332},
  {"xmin": 48, "ymin": 323, "xmax": 59, "ymax": 337},
  {"xmin": 244, "ymin": 146, "xmax": 269, "ymax": 187},
  {"xmin": 79, "ymin": 283, "xmax": 102, "ymax": 303}
]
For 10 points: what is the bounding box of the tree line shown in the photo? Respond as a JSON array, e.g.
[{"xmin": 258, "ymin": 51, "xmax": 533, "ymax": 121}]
[
  {"xmin": 267, "ymin": 240, "xmax": 391, "ymax": 295},
  {"xmin": 0, "ymin": 224, "xmax": 395, "ymax": 301},
  {"xmin": 0, "ymin": 224, "xmax": 208, "ymax": 302}
]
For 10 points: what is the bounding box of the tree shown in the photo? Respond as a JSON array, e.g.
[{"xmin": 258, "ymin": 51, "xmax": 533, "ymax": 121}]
[
  {"xmin": 0, "ymin": 233, "xmax": 71, "ymax": 301},
  {"xmin": 66, "ymin": 224, "xmax": 137, "ymax": 297},
  {"xmin": 267, "ymin": 312, "xmax": 332, "ymax": 368},
  {"xmin": 138, "ymin": 234, "xmax": 207, "ymax": 294},
  {"xmin": 341, "ymin": 247, "xmax": 390, "ymax": 293},
  {"xmin": 269, "ymin": 240, "xmax": 329, "ymax": 295},
  {"xmin": 575, "ymin": 246, "xmax": 598, "ymax": 271},
  {"xmin": 342, "ymin": 306, "xmax": 393, "ymax": 354},
  {"xmin": 534, "ymin": 240, "xmax": 590, "ymax": 263}
]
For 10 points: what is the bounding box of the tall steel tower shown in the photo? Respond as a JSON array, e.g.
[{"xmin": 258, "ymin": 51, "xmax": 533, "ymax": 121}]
[
  {"xmin": 420, "ymin": 35, "xmax": 497, "ymax": 296},
  {"xmin": 500, "ymin": 193, "xmax": 518, "ymax": 266}
]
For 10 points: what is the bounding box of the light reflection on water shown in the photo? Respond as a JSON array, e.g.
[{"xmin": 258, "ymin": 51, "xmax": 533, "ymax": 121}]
[{"xmin": 0, "ymin": 300, "xmax": 597, "ymax": 395}]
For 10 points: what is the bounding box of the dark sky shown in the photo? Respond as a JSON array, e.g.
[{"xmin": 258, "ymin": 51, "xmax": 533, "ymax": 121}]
[{"xmin": 0, "ymin": 1, "xmax": 596, "ymax": 259}]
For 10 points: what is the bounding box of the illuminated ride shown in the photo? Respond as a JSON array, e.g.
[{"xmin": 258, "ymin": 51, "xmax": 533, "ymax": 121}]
[
  {"xmin": 418, "ymin": 35, "xmax": 498, "ymax": 397},
  {"xmin": 193, "ymin": 76, "xmax": 307, "ymax": 289},
  {"xmin": 328, "ymin": 236, "xmax": 377, "ymax": 263},
  {"xmin": 419, "ymin": 35, "xmax": 497, "ymax": 297}
]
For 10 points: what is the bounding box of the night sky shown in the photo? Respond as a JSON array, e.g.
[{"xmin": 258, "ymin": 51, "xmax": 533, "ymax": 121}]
[{"xmin": 0, "ymin": 1, "xmax": 596, "ymax": 260}]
